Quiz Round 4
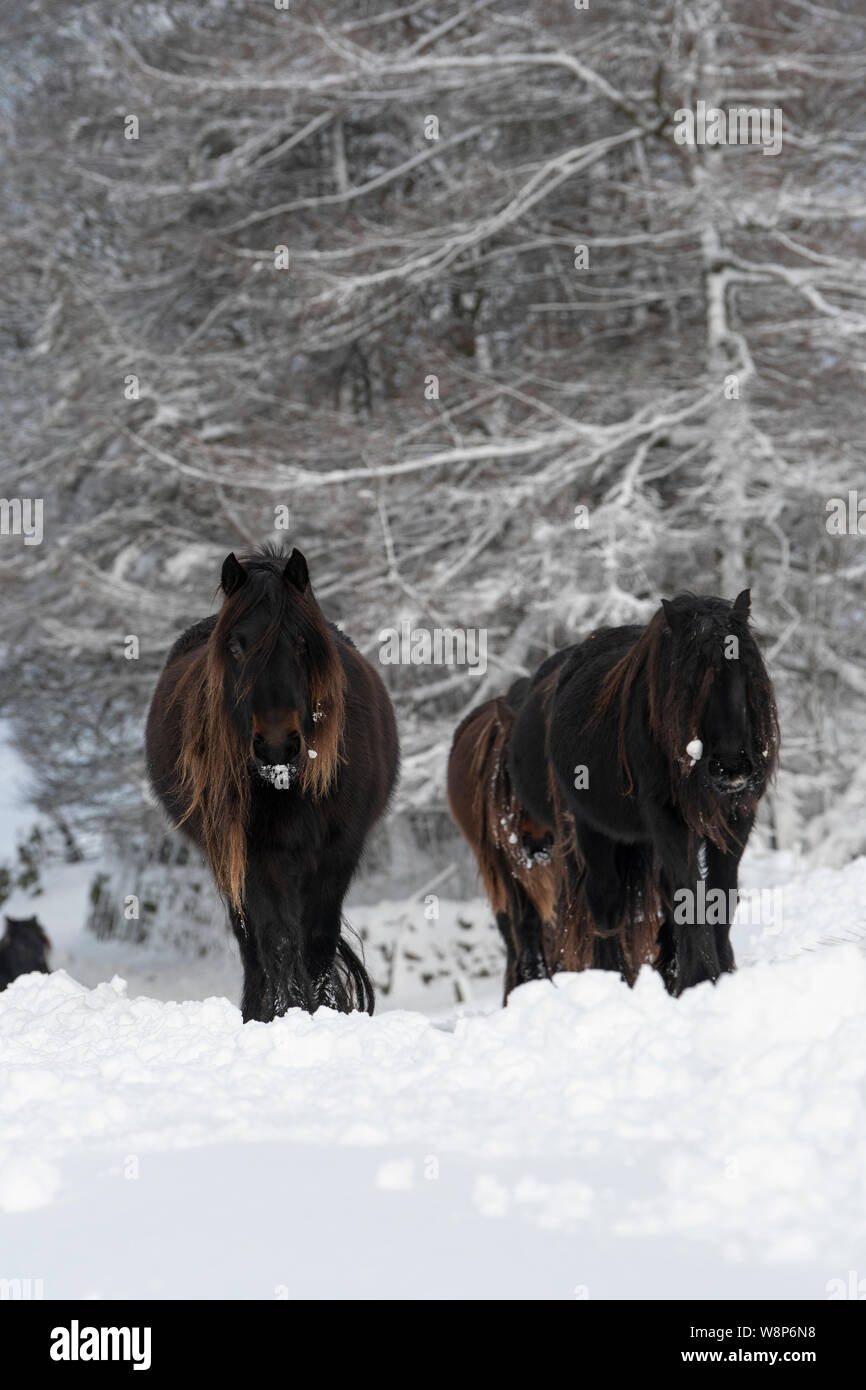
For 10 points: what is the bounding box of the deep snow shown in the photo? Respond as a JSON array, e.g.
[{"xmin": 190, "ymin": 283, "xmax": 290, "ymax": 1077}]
[{"xmin": 1, "ymin": 847, "xmax": 865, "ymax": 1299}]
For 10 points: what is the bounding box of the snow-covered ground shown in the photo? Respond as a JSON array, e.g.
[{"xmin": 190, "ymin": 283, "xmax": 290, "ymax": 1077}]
[{"xmin": 2, "ymin": 838, "xmax": 866, "ymax": 1299}]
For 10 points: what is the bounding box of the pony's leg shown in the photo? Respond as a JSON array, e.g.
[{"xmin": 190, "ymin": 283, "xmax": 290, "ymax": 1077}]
[
  {"xmin": 572, "ymin": 823, "xmax": 625, "ymax": 936},
  {"xmin": 496, "ymin": 910, "xmax": 520, "ymax": 1001},
  {"xmin": 232, "ymin": 884, "xmax": 310, "ymax": 1020},
  {"xmin": 654, "ymin": 869, "xmax": 679, "ymax": 993},
  {"xmin": 230, "ymin": 909, "xmax": 273, "ymax": 1023},
  {"xmin": 496, "ymin": 872, "xmax": 550, "ymax": 998},
  {"xmin": 498, "ymin": 862, "xmax": 552, "ymax": 1001},
  {"xmin": 499, "ymin": 904, "xmax": 549, "ymax": 1002},
  {"xmin": 704, "ymin": 812, "xmax": 754, "ymax": 974},
  {"xmin": 650, "ymin": 810, "xmax": 721, "ymax": 995},
  {"xmin": 301, "ymin": 852, "xmax": 362, "ymax": 1009},
  {"xmin": 511, "ymin": 897, "xmax": 549, "ymax": 990},
  {"xmin": 592, "ymin": 933, "xmax": 626, "ymax": 975}
]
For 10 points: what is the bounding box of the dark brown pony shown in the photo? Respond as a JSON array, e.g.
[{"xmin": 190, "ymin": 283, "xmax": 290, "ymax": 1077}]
[
  {"xmin": 146, "ymin": 545, "xmax": 399, "ymax": 1021},
  {"xmin": 450, "ymin": 591, "xmax": 779, "ymax": 1001},
  {"xmin": 447, "ymin": 687, "xmax": 558, "ymax": 1000}
]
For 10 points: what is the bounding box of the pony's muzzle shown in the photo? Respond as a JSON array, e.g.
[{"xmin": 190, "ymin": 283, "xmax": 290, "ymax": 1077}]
[
  {"xmin": 707, "ymin": 752, "xmax": 754, "ymax": 794},
  {"xmin": 252, "ymin": 728, "xmax": 302, "ymax": 767}
]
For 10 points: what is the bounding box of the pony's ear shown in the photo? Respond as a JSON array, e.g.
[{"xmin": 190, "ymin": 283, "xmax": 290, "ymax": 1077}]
[
  {"xmin": 733, "ymin": 588, "xmax": 751, "ymax": 617},
  {"xmin": 661, "ymin": 599, "xmax": 685, "ymax": 635},
  {"xmin": 283, "ymin": 548, "xmax": 309, "ymax": 592},
  {"xmin": 221, "ymin": 552, "xmax": 248, "ymax": 596}
]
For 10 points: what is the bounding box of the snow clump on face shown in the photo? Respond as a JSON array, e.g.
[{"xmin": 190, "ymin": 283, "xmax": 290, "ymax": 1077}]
[{"xmin": 255, "ymin": 763, "xmax": 297, "ymax": 789}]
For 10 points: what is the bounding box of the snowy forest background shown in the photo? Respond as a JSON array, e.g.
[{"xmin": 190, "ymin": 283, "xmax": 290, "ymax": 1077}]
[{"xmin": 1, "ymin": 0, "xmax": 864, "ymax": 982}]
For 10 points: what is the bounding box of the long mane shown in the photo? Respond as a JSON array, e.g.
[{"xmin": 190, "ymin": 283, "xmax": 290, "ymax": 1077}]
[
  {"xmin": 168, "ymin": 548, "xmax": 346, "ymax": 911},
  {"xmin": 591, "ymin": 597, "xmax": 780, "ymax": 848}
]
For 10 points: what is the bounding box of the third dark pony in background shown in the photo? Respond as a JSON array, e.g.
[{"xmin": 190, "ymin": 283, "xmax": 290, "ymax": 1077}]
[
  {"xmin": 448, "ymin": 683, "xmax": 556, "ymax": 1000},
  {"xmin": 147, "ymin": 545, "xmax": 398, "ymax": 1022},
  {"xmin": 0, "ymin": 915, "xmax": 51, "ymax": 991},
  {"xmin": 449, "ymin": 591, "xmax": 779, "ymax": 1000}
]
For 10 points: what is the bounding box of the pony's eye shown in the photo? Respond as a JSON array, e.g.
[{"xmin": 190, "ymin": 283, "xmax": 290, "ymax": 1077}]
[{"xmin": 228, "ymin": 637, "xmax": 243, "ymax": 659}]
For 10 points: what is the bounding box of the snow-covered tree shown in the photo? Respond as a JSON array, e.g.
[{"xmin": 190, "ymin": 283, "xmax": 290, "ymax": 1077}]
[{"xmin": 1, "ymin": 0, "xmax": 864, "ymax": 902}]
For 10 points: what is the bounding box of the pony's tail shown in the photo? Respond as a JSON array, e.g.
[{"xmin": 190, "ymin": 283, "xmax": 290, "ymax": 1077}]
[
  {"xmin": 557, "ymin": 841, "xmax": 661, "ymax": 985},
  {"xmin": 329, "ymin": 931, "xmax": 375, "ymax": 1015}
]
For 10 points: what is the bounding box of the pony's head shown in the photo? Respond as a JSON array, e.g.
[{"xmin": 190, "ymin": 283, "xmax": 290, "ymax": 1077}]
[
  {"xmin": 658, "ymin": 590, "xmax": 778, "ymax": 806},
  {"xmin": 171, "ymin": 545, "xmax": 346, "ymax": 909},
  {"xmin": 215, "ymin": 546, "xmax": 344, "ymax": 793},
  {"xmin": 595, "ymin": 589, "xmax": 779, "ymax": 846}
]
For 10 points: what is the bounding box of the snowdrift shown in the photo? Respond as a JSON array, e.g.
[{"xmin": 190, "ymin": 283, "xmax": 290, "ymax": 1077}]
[{"xmin": 2, "ymin": 878, "xmax": 865, "ymax": 1297}]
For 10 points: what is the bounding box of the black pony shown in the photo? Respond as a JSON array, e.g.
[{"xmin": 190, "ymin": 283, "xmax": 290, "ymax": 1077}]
[
  {"xmin": 0, "ymin": 915, "xmax": 51, "ymax": 990},
  {"xmin": 146, "ymin": 545, "xmax": 399, "ymax": 1022},
  {"xmin": 509, "ymin": 590, "xmax": 779, "ymax": 995}
]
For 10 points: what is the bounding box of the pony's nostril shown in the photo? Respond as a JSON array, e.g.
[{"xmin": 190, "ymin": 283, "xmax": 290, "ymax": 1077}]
[
  {"xmin": 252, "ymin": 732, "xmax": 266, "ymax": 753},
  {"xmin": 285, "ymin": 731, "xmax": 301, "ymax": 759},
  {"xmin": 709, "ymin": 753, "xmax": 751, "ymax": 785}
]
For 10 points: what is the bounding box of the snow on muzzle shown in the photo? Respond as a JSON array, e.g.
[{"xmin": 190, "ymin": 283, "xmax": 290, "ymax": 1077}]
[{"xmin": 255, "ymin": 747, "xmax": 318, "ymax": 789}]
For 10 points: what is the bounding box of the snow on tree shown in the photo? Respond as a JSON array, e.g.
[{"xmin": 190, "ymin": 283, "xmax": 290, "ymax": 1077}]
[{"xmin": 1, "ymin": 0, "xmax": 864, "ymax": 918}]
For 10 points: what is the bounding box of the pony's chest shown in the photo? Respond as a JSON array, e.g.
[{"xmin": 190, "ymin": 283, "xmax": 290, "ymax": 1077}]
[{"xmin": 248, "ymin": 790, "xmax": 327, "ymax": 857}]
